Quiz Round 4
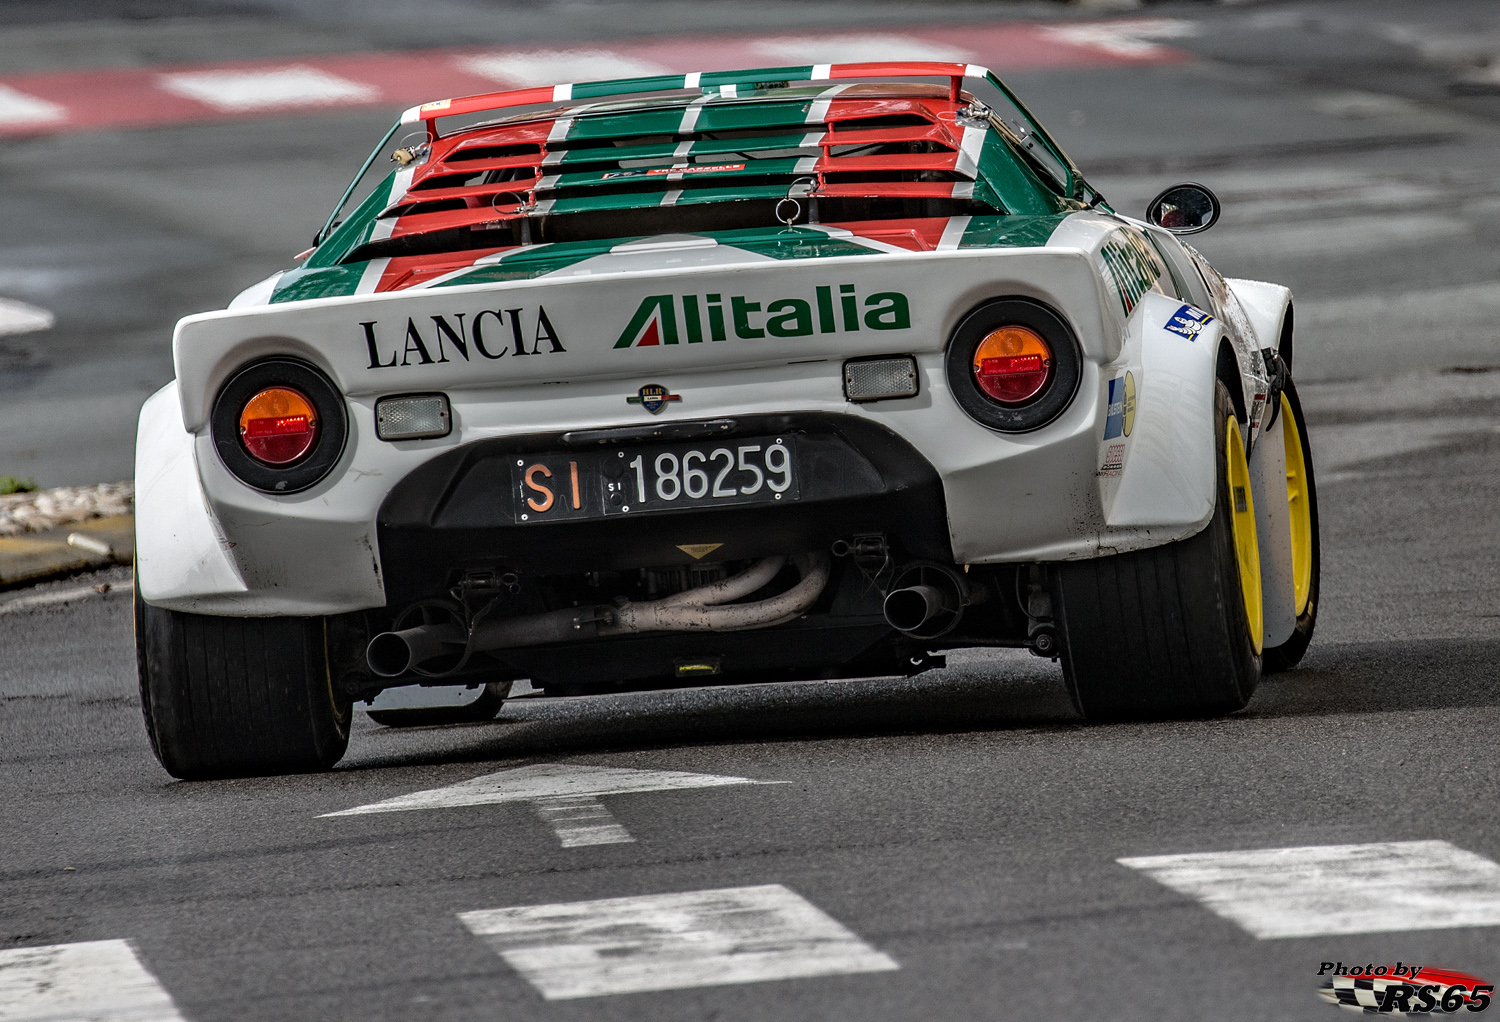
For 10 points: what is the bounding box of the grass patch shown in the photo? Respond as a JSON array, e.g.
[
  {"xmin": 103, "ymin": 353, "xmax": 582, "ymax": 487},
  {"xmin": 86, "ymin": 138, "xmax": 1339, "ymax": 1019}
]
[{"xmin": 0, "ymin": 477, "xmax": 38, "ymax": 495}]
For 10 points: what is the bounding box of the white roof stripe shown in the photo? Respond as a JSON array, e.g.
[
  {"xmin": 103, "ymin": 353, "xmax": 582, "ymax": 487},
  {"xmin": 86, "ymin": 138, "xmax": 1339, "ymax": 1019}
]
[
  {"xmin": 937, "ymin": 215, "xmax": 971, "ymax": 251},
  {"xmin": 954, "ymin": 124, "xmax": 985, "ymax": 179},
  {"xmin": 355, "ymin": 257, "xmax": 391, "ymax": 294},
  {"xmin": 684, "ymin": 71, "xmax": 702, "ymax": 89},
  {"xmin": 678, "ymin": 94, "xmax": 711, "ymax": 133},
  {"xmin": 552, "ymin": 83, "xmax": 572, "ymax": 101},
  {"xmin": 805, "ymin": 84, "xmax": 852, "ymax": 125},
  {"xmin": 811, "ymin": 64, "xmax": 832, "ymax": 80}
]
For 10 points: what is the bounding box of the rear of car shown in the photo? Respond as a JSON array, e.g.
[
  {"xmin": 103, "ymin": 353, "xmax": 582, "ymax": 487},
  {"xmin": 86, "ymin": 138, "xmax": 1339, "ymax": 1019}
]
[{"xmin": 133, "ymin": 62, "xmax": 1320, "ymax": 778}]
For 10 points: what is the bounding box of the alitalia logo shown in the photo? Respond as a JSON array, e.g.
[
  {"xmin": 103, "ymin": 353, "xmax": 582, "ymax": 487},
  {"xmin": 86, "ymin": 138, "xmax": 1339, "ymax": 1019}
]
[{"xmin": 614, "ymin": 285, "xmax": 911, "ymax": 348}]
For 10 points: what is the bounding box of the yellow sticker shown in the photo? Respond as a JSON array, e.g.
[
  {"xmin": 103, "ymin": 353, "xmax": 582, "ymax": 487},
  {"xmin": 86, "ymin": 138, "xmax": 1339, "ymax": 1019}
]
[
  {"xmin": 676, "ymin": 543, "xmax": 723, "ymax": 560},
  {"xmin": 1123, "ymin": 371, "xmax": 1136, "ymax": 437}
]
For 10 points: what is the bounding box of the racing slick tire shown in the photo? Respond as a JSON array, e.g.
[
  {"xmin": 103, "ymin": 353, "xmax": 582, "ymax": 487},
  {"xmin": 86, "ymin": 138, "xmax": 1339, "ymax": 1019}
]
[
  {"xmin": 365, "ymin": 681, "xmax": 513, "ymax": 728},
  {"xmin": 1052, "ymin": 381, "xmax": 1262, "ymax": 719},
  {"xmin": 134, "ymin": 578, "xmax": 351, "ymax": 779},
  {"xmin": 1261, "ymin": 377, "xmax": 1320, "ymax": 674}
]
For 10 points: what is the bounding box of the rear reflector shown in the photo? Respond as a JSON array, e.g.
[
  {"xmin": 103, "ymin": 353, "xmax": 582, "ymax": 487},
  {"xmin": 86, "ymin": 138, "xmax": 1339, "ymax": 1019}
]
[
  {"xmin": 376, "ymin": 393, "xmax": 451, "ymax": 440},
  {"xmin": 844, "ymin": 357, "xmax": 919, "ymax": 402},
  {"xmin": 239, "ymin": 386, "xmax": 318, "ymax": 465}
]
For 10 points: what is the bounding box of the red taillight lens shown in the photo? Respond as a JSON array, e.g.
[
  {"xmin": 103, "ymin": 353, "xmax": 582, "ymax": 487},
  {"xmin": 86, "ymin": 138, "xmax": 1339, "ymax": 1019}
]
[
  {"xmin": 239, "ymin": 387, "xmax": 318, "ymax": 465},
  {"xmin": 973, "ymin": 326, "xmax": 1054, "ymax": 404}
]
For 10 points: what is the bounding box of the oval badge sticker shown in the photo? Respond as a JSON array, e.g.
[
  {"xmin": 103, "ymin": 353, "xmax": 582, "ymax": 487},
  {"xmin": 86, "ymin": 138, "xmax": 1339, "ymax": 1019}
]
[{"xmin": 627, "ymin": 384, "xmax": 681, "ymax": 414}]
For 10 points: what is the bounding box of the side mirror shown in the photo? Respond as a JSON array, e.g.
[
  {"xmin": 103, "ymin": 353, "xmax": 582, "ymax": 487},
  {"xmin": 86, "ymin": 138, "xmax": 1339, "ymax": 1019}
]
[{"xmin": 1146, "ymin": 183, "xmax": 1220, "ymax": 235}]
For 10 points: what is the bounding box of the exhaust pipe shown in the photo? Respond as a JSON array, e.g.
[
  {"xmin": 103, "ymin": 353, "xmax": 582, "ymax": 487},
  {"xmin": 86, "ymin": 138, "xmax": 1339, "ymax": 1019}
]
[
  {"xmin": 883, "ymin": 585, "xmax": 957, "ymax": 633},
  {"xmin": 366, "ymin": 553, "xmax": 829, "ymax": 677},
  {"xmin": 366, "ymin": 622, "xmax": 466, "ymax": 678},
  {"xmin": 882, "ymin": 564, "xmax": 966, "ymax": 638}
]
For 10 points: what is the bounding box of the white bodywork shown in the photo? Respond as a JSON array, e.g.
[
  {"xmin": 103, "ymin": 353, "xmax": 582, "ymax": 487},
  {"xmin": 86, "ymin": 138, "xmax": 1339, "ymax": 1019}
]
[{"xmin": 136, "ymin": 210, "xmax": 1295, "ymax": 646}]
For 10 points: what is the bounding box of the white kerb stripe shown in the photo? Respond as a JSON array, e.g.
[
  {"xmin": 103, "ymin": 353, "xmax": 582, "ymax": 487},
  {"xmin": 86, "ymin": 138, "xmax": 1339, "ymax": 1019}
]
[
  {"xmin": 954, "ymin": 124, "xmax": 985, "ymax": 179},
  {"xmin": 1121, "ymin": 840, "xmax": 1500, "ymax": 939},
  {"xmin": 684, "ymin": 72, "xmax": 702, "ymax": 89},
  {"xmin": 801, "ymin": 130, "xmax": 826, "ymax": 149},
  {"xmin": 660, "ymin": 189, "xmax": 684, "ymax": 206},
  {"xmin": 950, "ymin": 181, "xmax": 975, "ymax": 199},
  {"xmin": 459, "ymin": 884, "xmax": 898, "ymax": 1000},
  {"xmin": 673, "ymin": 139, "xmax": 694, "ymax": 157},
  {"xmin": 793, "ymin": 155, "xmax": 818, "ymax": 174},
  {"xmin": 552, "ymin": 83, "xmax": 572, "ymax": 102},
  {"xmin": 937, "ymin": 215, "xmax": 971, "ymax": 251},
  {"xmin": 720, "ymin": 83, "xmax": 738, "ymax": 99},
  {"xmin": 811, "ymin": 64, "xmax": 832, "ymax": 80},
  {"xmin": 535, "ymin": 174, "xmax": 560, "ymax": 190},
  {"xmin": 0, "ymin": 940, "xmax": 187, "ymax": 1021},
  {"xmin": 0, "ymin": 84, "xmax": 66, "ymax": 125},
  {"xmin": 547, "ymin": 117, "xmax": 572, "ymax": 143},
  {"xmin": 156, "ymin": 66, "xmax": 377, "ymax": 112}
]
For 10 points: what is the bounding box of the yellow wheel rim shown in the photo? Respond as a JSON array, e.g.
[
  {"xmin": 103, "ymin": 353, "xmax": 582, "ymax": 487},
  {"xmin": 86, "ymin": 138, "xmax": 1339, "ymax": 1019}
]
[
  {"xmin": 1225, "ymin": 415, "xmax": 1263, "ymax": 654},
  {"xmin": 1281, "ymin": 392, "xmax": 1314, "ymax": 616}
]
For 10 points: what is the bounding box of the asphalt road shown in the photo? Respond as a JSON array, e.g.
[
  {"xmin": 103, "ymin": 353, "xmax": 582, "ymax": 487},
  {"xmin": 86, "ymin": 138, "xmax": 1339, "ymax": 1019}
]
[{"xmin": 3, "ymin": 1, "xmax": 1500, "ymax": 1019}]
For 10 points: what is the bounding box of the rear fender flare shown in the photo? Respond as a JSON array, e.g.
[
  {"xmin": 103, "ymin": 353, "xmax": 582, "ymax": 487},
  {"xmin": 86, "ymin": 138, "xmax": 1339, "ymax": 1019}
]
[
  {"xmin": 1103, "ymin": 292, "xmax": 1221, "ymax": 534},
  {"xmin": 135, "ymin": 382, "xmax": 248, "ymax": 605}
]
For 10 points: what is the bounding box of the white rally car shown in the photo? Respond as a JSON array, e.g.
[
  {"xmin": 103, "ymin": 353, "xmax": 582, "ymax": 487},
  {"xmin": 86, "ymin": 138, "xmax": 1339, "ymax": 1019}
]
[{"xmin": 134, "ymin": 61, "xmax": 1319, "ymax": 778}]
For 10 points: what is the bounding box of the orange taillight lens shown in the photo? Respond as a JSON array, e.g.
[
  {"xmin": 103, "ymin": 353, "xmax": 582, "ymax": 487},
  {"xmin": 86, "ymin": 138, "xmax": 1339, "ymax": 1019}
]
[
  {"xmin": 239, "ymin": 387, "xmax": 318, "ymax": 465},
  {"xmin": 973, "ymin": 326, "xmax": 1054, "ymax": 404}
]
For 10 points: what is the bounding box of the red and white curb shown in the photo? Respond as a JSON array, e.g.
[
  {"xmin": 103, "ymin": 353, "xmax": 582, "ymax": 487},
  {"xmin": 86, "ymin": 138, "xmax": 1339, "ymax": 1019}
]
[{"xmin": 0, "ymin": 19, "xmax": 1196, "ymax": 138}]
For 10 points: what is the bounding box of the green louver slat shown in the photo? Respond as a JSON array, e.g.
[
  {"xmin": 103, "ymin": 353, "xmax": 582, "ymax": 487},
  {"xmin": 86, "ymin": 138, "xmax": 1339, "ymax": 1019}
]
[
  {"xmin": 568, "ymin": 73, "xmax": 695, "ymax": 100},
  {"xmin": 561, "ymin": 108, "xmax": 690, "ymax": 140},
  {"xmin": 546, "ymin": 184, "xmax": 792, "ymax": 215},
  {"xmin": 547, "ymin": 158, "xmax": 807, "ymax": 190},
  {"xmin": 698, "ymin": 66, "xmax": 814, "ymax": 88},
  {"xmin": 552, "ymin": 133, "xmax": 815, "ymax": 165},
  {"xmin": 690, "ymin": 101, "xmax": 820, "ymax": 133}
]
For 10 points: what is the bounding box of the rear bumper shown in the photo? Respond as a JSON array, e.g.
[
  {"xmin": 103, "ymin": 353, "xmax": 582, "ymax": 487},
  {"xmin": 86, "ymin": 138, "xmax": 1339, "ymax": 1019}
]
[{"xmin": 139, "ymin": 313, "xmax": 1211, "ymax": 617}]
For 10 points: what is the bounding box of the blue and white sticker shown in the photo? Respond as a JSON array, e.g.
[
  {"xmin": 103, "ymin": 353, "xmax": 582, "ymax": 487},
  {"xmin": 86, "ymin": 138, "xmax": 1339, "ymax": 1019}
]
[
  {"xmin": 1103, "ymin": 373, "xmax": 1135, "ymax": 440},
  {"xmin": 1164, "ymin": 304, "xmax": 1214, "ymax": 341}
]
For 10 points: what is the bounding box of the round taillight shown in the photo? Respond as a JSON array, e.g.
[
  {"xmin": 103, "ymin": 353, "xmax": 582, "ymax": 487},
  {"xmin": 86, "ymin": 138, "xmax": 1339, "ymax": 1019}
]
[
  {"xmin": 239, "ymin": 387, "xmax": 319, "ymax": 465},
  {"xmin": 972, "ymin": 326, "xmax": 1054, "ymax": 404}
]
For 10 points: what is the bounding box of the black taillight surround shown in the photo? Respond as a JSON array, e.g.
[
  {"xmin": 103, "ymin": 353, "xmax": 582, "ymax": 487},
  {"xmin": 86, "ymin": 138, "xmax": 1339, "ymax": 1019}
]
[
  {"xmin": 945, "ymin": 298, "xmax": 1083, "ymax": 433},
  {"xmin": 211, "ymin": 357, "xmax": 349, "ymax": 493}
]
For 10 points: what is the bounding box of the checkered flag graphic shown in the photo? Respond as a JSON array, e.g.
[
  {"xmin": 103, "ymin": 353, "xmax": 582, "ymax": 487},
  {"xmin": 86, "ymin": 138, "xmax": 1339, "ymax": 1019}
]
[{"xmin": 1319, "ymin": 976, "xmax": 1453, "ymax": 1014}]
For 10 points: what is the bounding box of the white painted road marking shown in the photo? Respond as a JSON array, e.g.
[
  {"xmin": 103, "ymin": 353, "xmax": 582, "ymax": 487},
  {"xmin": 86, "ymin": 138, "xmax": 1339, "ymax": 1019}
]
[
  {"xmin": 0, "ymin": 298, "xmax": 54, "ymax": 338},
  {"xmin": 0, "ymin": 939, "xmax": 186, "ymax": 1022},
  {"xmin": 1120, "ymin": 840, "xmax": 1500, "ymax": 939},
  {"xmin": 157, "ymin": 66, "xmax": 378, "ymax": 112},
  {"xmin": 321, "ymin": 763, "xmax": 782, "ymax": 847},
  {"xmin": 459, "ymin": 884, "xmax": 899, "ymax": 999},
  {"xmin": 533, "ymin": 794, "xmax": 634, "ymax": 847}
]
